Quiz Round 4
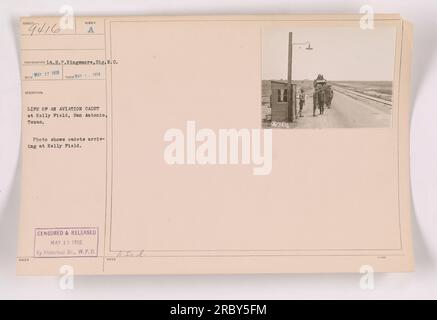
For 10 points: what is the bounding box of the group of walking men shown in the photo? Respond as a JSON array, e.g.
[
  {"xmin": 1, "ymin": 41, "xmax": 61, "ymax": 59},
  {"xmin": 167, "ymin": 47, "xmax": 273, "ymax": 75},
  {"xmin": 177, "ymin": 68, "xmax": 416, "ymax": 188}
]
[{"xmin": 298, "ymin": 74, "xmax": 334, "ymax": 117}]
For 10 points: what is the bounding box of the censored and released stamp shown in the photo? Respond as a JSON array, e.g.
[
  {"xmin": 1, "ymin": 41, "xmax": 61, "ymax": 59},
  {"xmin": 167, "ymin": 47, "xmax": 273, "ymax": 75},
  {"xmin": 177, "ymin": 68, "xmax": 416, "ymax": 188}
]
[{"xmin": 34, "ymin": 227, "xmax": 98, "ymax": 258}]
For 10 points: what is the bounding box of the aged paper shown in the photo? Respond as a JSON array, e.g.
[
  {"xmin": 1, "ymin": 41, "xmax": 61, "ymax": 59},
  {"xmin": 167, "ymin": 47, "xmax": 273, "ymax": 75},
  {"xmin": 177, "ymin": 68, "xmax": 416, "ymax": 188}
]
[{"xmin": 17, "ymin": 15, "xmax": 413, "ymax": 275}]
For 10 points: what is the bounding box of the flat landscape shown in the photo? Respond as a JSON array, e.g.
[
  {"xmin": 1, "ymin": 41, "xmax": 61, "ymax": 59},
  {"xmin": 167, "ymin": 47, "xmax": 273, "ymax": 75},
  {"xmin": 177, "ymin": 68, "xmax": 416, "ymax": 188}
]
[{"xmin": 262, "ymin": 80, "xmax": 393, "ymax": 128}]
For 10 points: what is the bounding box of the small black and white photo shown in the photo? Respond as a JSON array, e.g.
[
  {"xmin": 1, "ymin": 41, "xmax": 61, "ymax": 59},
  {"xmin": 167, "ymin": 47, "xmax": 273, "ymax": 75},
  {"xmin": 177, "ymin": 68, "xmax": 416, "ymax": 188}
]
[{"xmin": 262, "ymin": 26, "xmax": 397, "ymax": 129}]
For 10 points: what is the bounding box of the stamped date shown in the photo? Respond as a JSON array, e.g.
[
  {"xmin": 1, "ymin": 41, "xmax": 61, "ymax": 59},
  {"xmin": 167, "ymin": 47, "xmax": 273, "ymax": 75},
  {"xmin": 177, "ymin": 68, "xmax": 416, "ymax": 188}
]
[{"xmin": 34, "ymin": 227, "xmax": 98, "ymax": 258}]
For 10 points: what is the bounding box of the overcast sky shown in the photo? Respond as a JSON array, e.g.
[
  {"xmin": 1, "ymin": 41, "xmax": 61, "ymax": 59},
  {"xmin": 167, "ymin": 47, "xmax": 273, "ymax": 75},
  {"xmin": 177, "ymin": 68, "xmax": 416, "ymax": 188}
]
[{"xmin": 262, "ymin": 26, "xmax": 396, "ymax": 81}]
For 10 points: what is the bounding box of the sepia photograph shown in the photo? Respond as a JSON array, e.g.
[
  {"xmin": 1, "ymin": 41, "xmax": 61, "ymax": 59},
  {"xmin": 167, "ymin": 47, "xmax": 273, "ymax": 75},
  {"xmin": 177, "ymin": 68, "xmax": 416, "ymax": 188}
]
[{"xmin": 262, "ymin": 26, "xmax": 396, "ymax": 129}]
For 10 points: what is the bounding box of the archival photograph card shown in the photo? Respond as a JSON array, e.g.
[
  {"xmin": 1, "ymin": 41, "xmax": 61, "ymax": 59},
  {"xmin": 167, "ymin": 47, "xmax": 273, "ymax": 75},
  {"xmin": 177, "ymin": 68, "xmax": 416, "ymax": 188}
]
[{"xmin": 17, "ymin": 14, "xmax": 413, "ymax": 275}]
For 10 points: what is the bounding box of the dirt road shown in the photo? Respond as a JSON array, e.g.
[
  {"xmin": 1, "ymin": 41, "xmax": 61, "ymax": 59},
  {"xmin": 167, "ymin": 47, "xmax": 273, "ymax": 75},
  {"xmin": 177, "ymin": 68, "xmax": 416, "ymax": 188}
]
[{"xmin": 293, "ymin": 88, "xmax": 392, "ymax": 129}]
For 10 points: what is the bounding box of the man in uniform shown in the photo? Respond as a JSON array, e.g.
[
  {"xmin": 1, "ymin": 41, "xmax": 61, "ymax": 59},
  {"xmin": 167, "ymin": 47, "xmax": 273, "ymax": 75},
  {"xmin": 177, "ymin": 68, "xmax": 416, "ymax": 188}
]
[
  {"xmin": 313, "ymin": 74, "xmax": 327, "ymax": 116},
  {"xmin": 325, "ymin": 84, "xmax": 334, "ymax": 109},
  {"xmin": 298, "ymin": 88, "xmax": 305, "ymax": 117}
]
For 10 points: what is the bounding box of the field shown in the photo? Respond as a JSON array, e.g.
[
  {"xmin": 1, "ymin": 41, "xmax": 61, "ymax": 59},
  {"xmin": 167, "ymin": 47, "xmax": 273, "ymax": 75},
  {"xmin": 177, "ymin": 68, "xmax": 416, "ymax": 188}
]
[{"xmin": 331, "ymin": 81, "xmax": 393, "ymax": 102}]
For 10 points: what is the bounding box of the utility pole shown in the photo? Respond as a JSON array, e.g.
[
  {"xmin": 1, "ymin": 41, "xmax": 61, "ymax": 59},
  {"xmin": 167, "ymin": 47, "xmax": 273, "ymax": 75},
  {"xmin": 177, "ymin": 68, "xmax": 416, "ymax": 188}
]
[{"xmin": 287, "ymin": 32, "xmax": 295, "ymax": 122}]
